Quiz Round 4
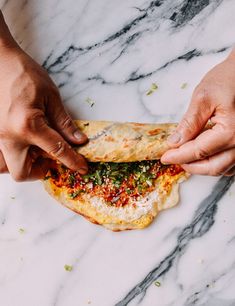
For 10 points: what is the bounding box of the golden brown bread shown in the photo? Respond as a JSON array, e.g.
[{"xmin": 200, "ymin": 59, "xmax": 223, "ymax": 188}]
[{"xmin": 74, "ymin": 120, "xmax": 177, "ymax": 162}]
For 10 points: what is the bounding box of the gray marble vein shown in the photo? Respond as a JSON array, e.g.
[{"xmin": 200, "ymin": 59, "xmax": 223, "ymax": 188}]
[{"xmin": 116, "ymin": 176, "xmax": 235, "ymax": 306}]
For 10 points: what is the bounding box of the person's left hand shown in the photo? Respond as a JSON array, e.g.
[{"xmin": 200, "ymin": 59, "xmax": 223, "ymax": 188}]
[{"xmin": 161, "ymin": 50, "xmax": 235, "ymax": 176}]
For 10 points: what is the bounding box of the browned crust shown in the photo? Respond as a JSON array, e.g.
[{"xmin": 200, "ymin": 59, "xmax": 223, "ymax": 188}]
[{"xmin": 74, "ymin": 120, "xmax": 177, "ymax": 162}]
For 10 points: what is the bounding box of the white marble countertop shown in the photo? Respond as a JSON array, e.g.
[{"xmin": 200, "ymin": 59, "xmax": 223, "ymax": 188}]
[{"xmin": 0, "ymin": 1, "xmax": 235, "ymax": 305}]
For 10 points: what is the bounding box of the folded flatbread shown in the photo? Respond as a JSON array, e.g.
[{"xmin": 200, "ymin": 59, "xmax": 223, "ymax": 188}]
[{"xmin": 43, "ymin": 120, "xmax": 188, "ymax": 231}]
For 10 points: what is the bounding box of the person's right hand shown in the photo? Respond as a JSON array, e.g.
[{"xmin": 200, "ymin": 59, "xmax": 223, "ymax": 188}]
[
  {"xmin": 0, "ymin": 44, "xmax": 88, "ymax": 181},
  {"xmin": 161, "ymin": 49, "xmax": 235, "ymax": 176}
]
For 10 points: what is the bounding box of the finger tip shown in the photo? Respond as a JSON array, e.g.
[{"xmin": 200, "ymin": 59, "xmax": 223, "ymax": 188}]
[
  {"xmin": 161, "ymin": 152, "xmax": 172, "ymax": 164},
  {"xmin": 160, "ymin": 157, "xmax": 170, "ymax": 165},
  {"xmin": 73, "ymin": 131, "xmax": 88, "ymax": 144}
]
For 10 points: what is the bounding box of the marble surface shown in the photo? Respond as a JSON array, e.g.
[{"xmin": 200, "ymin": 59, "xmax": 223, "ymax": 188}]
[{"xmin": 0, "ymin": 1, "xmax": 235, "ymax": 305}]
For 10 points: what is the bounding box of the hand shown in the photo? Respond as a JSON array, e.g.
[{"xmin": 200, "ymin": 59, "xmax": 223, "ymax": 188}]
[
  {"xmin": 161, "ymin": 50, "xmax": 235, "ymax": 176},
  {"xmin": 0, "ymin": 13, "xmax": 88, "ymax": 181}
]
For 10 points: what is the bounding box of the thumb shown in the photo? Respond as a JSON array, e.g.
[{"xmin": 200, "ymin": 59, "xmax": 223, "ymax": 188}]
[
  {"xmin": 168, "ymin": 89, "xmax": 214, "ymax": 148},
  {"xmin": 48, "ymin": 94, "xmax": 88, "ymax": 145}
]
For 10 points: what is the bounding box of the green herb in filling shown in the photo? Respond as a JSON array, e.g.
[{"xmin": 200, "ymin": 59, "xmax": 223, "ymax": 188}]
[
  {"xmin": 68, "ymin": 174, "xmax": 76, "ymax": 185},
  {"xmin": 69, "ymin": 190, "xmax": 84, "ymax": 199}
]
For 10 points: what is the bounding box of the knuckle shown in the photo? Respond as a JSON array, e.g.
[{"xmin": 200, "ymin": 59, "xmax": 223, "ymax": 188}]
[
  {"xmin": 192, "ymin": 87, "xmax": 213, "ymax": 112},
  {"xmin": 49, "ymin": 141, "xmax": 67, "ymax": 158},
  {"xmin": 209, "ymin": 167, "xmax": 222, "ymax": 176},
  {"xmin": 11, "ymin": 74, "xmax": 38, "ymax": 102},
  {"xmin": 15, "ymin": 110, "xmax": 45, "ymax": 136},
  {"xmin": 194, "ymin": 145, "xmax": 210, "ymax": 160},
  {"xmin": 60, "ymin": 116, "xmax": 74, "ymax": 131},
  {"xmin": 211, "ymin": 163, "xmax": 230, "ymax": 177},
  {"xmin": 193, "ymin": 86, "xmax": 209, "ymax": 103},
  {"xmin": 180, "ymin": 115, "xmax": 200, "ymax": 135}
]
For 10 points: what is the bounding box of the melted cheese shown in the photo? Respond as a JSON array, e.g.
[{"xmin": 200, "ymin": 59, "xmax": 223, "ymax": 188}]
[{"xmin": 88, "ymin": 189, "xmax": 159, "ymax": 222}]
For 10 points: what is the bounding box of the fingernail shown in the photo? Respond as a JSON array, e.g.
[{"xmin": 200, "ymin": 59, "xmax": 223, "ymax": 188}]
[
  {"xmin": 161, "ymin": 153, "xmax": 172, "ymax": 164},
  {"xmin": 161, "ymin": 160, "xmax": 170, "ymax": 165},
  {"xmin": 74, "ymin": 130, "xmax": 87, "ymax": 141},
  {"xmin": 167, "ymin": 132, "xmax": 181, "ymax": 144}
]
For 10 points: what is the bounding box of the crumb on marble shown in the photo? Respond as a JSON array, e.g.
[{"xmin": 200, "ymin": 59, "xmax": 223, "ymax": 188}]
[
  {"xmin": 146, "ymin": 83, "xmax": 158, "ymax": 95},
  {"xmin": 154, "ymin": 281, "xmax": 161, "ymax": 287},
  {"xmin": 180, "ymin": 82, "xmax": 188, "ymax": 89},
  {"xmin": 206, "ymin": 280, "xmax": 216, "ymax": 289},
  {"xmin": 64, "ymin": 264, "xmax": 73, "ymax": 272},
  {"xmin": 85, "ymin": 97, "xmax": 95, "ymax": 107}
]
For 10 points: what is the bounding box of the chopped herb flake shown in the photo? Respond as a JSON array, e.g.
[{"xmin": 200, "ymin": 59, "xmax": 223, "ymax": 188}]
[
  {"xmin": 48, "ymin": 160, "xmax": 183, "ymax": 208},
  {"xmin": 64, "ymin": 264, "xmax": 73, "ymax": 272},
  {"xmin": 68, "ymin": 174, "xmax": 76, "ymax": 185},
  {"xmin": 19, "ymin": 228, "xmax": 25, "ymax": 234},
  {"xmin": 181, "ymin": 82, "xmax": 188, "ymax": 89},
  {"xmin": 69, "ymin": 190, "xmax": 84, "ymax": 199},
  {"xmin": 146, "ymin": 83, "xmax": 158, "ymax": 95},
  {"xmin": 154, "ymin": 281, "xmax": 161, "ymax": 287},
  {"xmin": 151, "ymin": 83, "xmax": 158, "ymax": 90}
]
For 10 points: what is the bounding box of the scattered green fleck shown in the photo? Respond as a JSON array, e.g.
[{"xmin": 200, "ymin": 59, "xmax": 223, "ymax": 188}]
[
  {"xmin": 151, "ymin": 83, "xmax": 158, "ymax": 90},
  {"xmin": 95, "ymin": 170, "xmax": 102, "ymax": 185},
  {"xmin": 154, "ymin": 281, "xmax": 161, "ymax": 287},
  {"xmin": 69, "ymin": 190, "xmax": 84, "ymax": 199},
  {"xmin": 68, "ymin": 174, "xmax": 76, "ymax": 185},
  {"xmin": 64, "ymin": 264, "xmax": 73, "ymax": 272},
  {"xmin": 61, "ymin": 161, "xmax": 171, "ymax": 205},
  {"xmin": 137, "ymin": 184, "xmax": 143, "ymax": 194},
  {"xmin": 85, "ymin": 97, "xmax": 95, "ymax": 107},
  {"xmin": 146, "ymin": 90, "xmax": 153, "ymax": 95},
  {"xmin": 10, "ymin": 196, "xmax": 15, "ymax": 200},
  {"xmin": 181, "ymin": 82, "xmax": 188, "ymax": 89},
  {"xmin": 19, "ymin": 228, "xmax": 25, "ymax": 234},
  {"xmin": 146, "ymin": 83, "xmax": 158, "ymax": 95}
]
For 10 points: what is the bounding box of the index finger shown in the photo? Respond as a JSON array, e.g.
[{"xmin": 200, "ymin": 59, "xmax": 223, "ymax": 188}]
[{"xmin": 32, "ymin": 123, "xmax": 88, "ymax": 174}]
